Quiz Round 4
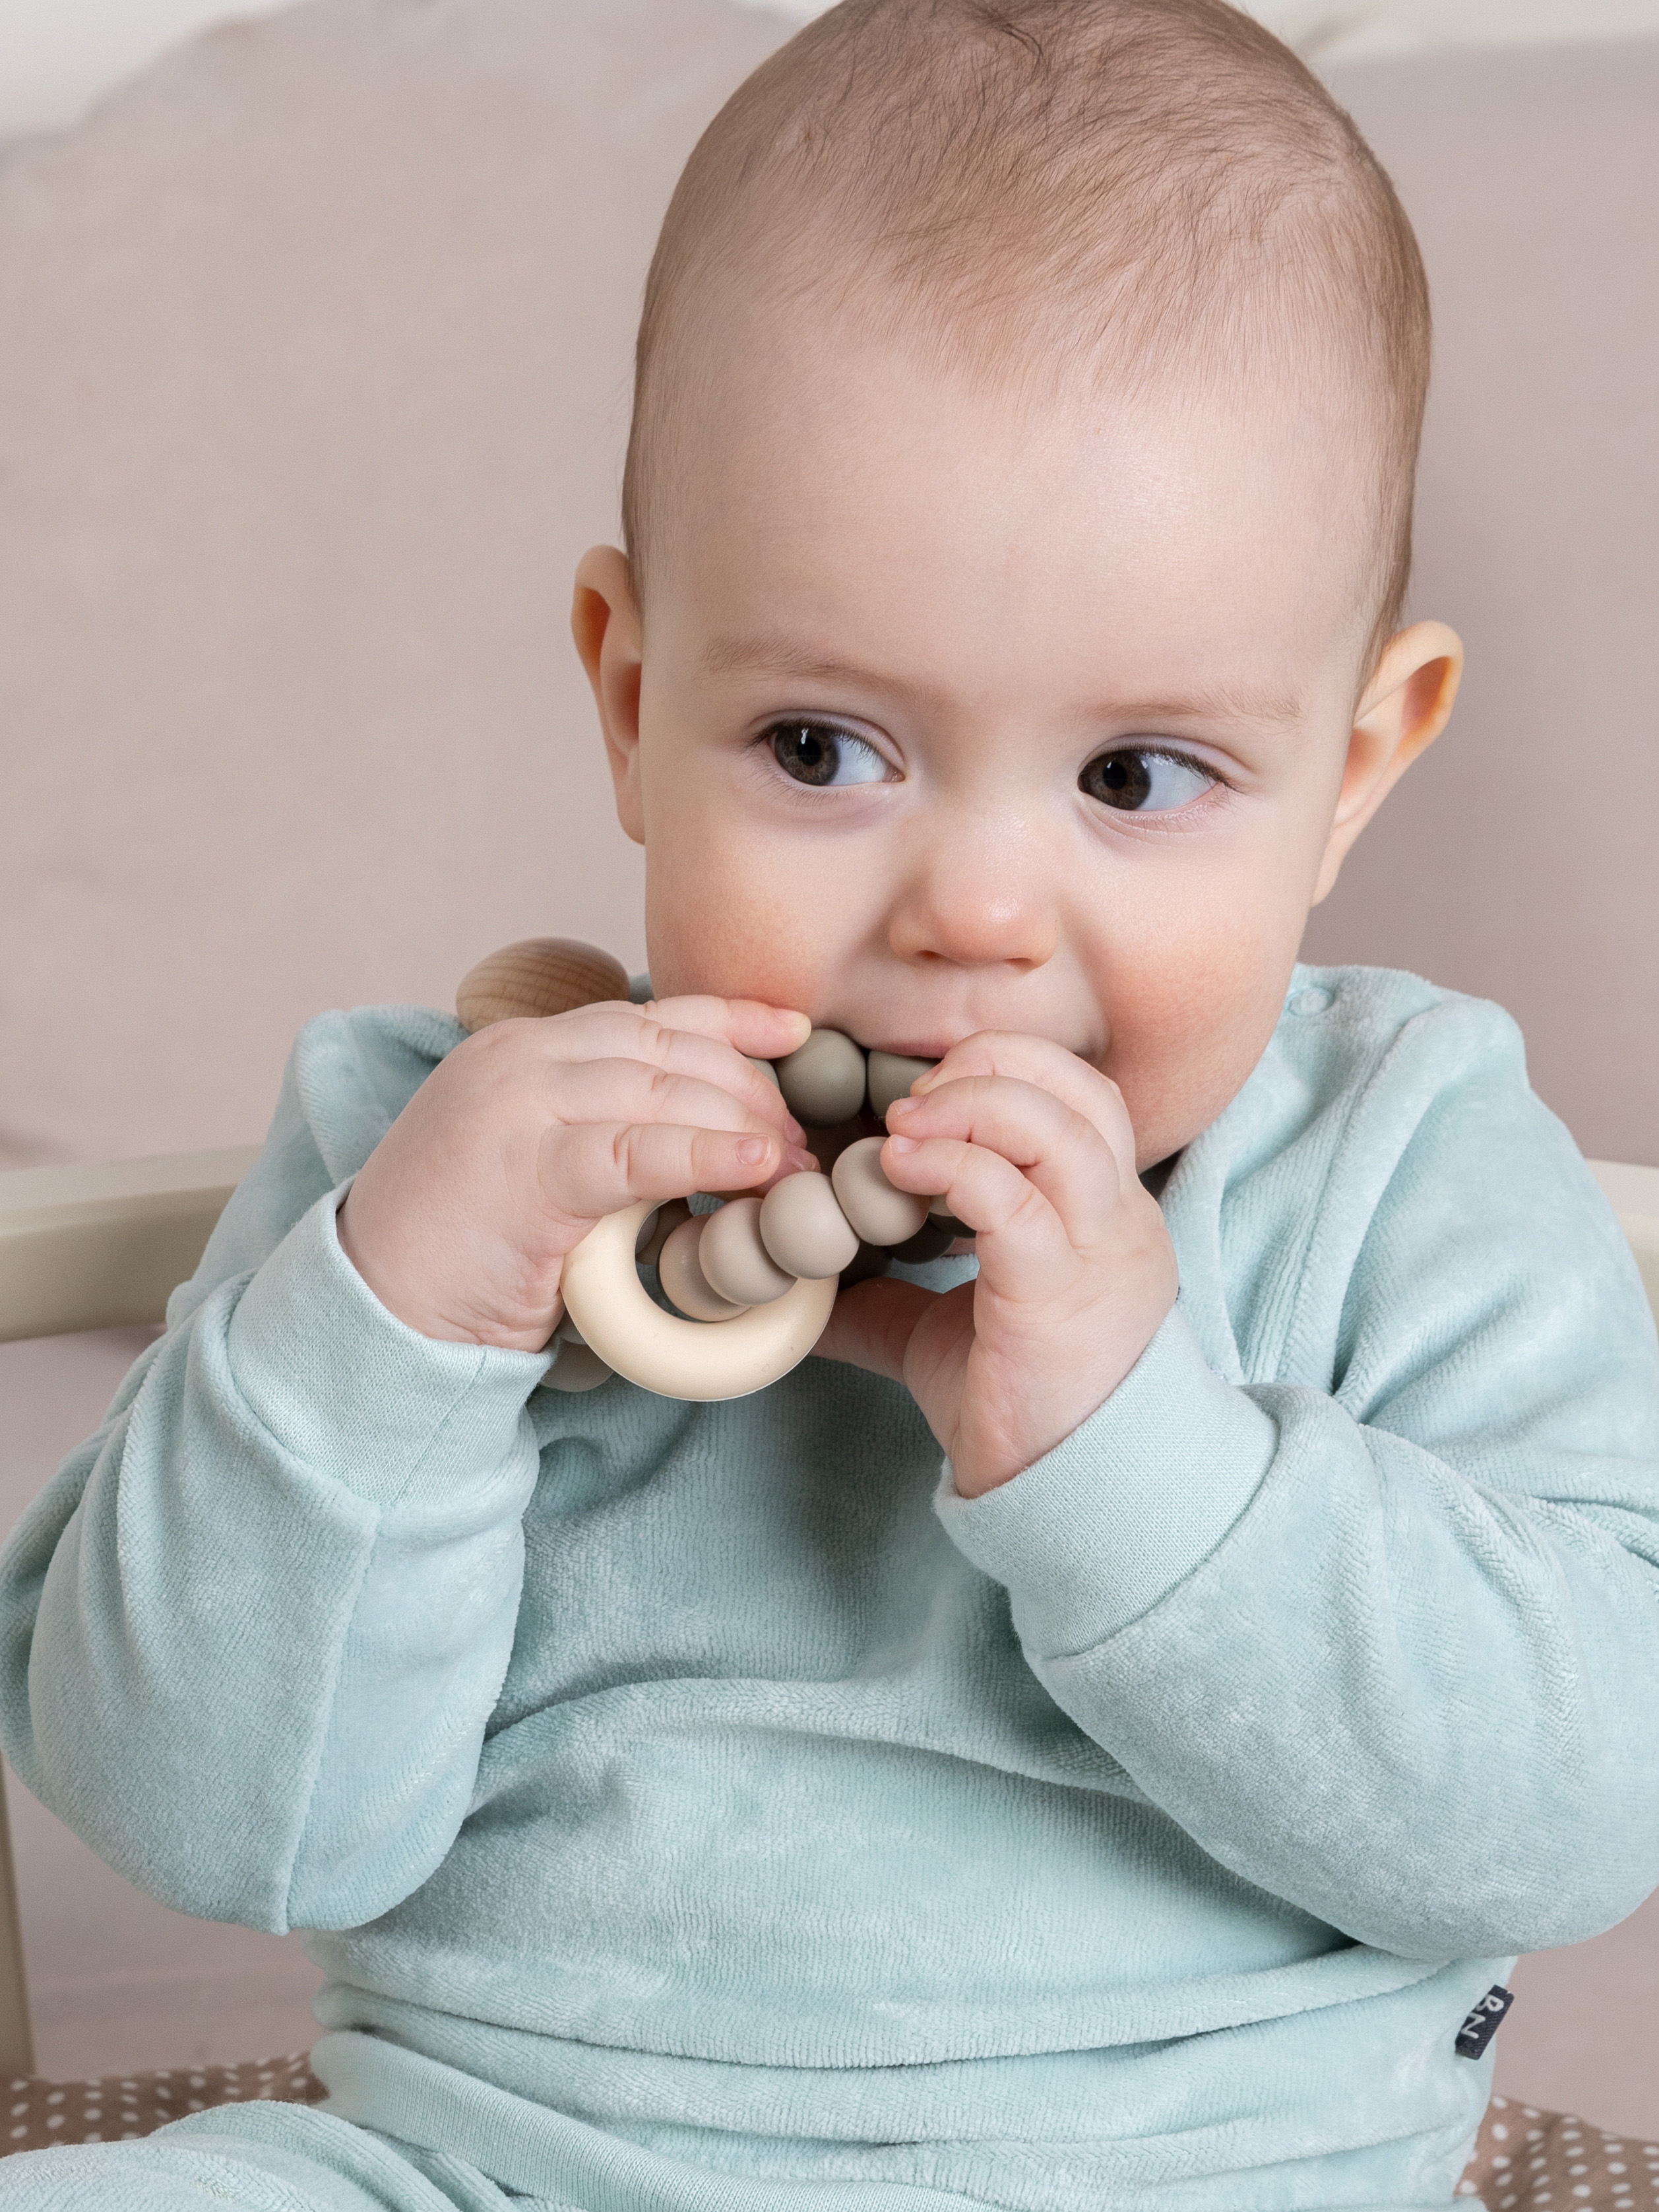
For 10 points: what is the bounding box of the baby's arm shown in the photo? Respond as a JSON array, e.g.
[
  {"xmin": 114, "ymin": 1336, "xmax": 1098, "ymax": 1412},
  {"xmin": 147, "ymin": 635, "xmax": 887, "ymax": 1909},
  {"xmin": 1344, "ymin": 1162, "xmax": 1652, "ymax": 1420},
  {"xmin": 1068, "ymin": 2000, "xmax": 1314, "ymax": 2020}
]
[
  {"xmin": 0, "ymin": 997, "xmax": 808, "ymax": 1933},
  {"xmin": 850, "ymin": 1001, "xmax": 1659, "ymax": 1960}
]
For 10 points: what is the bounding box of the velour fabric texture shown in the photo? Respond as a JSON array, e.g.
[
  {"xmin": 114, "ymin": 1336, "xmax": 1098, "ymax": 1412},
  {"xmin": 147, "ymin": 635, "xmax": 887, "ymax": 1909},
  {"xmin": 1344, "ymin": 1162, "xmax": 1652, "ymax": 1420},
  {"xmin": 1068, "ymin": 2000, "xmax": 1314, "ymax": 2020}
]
[{"xmin": 1, "ymin": 966, "xmax": 1657, "ymax": 2210}]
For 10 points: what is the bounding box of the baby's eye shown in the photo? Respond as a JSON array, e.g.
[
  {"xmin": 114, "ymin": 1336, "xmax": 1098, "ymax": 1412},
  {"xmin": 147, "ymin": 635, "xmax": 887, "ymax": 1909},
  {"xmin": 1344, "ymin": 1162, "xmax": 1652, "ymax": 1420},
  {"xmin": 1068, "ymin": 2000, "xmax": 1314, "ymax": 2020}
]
[
  {"xmin": 1079, "ymin": 747, "xmax": 1214, "ymax": 813},
  {"xmin": 768, "ymin": 721, "xmax": 892, "ymax": 788}
]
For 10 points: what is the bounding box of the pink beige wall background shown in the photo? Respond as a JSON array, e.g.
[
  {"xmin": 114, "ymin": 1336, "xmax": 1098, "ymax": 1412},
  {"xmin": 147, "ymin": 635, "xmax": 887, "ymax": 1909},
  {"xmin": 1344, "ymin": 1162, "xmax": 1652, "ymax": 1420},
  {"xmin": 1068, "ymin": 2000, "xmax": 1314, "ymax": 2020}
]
[
  {"xmin": 1, "ymin": 0, "xmax": 1656, "ymax": 1175},
  {"xmin": 0, "ymin": 0, "xmax": 784, "ymax": 1174}
]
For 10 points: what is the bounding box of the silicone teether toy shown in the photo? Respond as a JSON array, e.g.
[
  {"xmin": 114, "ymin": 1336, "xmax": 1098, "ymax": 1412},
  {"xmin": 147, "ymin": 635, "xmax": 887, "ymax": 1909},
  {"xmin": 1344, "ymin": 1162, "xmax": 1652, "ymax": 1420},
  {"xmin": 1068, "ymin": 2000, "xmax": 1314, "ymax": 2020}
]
[{"xmin": 454, "ymin": 939, "xmax": 966, "ymax": 1402}]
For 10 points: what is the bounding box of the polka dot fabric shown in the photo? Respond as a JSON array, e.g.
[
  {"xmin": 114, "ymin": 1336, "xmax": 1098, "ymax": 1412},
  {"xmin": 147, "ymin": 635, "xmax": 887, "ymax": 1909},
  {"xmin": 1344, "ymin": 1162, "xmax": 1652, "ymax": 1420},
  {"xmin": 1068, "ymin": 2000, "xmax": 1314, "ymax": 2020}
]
[
  {"xmin": 0, "ymin": 2069, "xmax": 1652, "ymax": 2203},
  {"xmin": 1458, "ymin": 2095, "xmax": 1659, "ymax": 2209},
  {"xmin": 0, "ymin": 2053, "xmax": 322, "ymax": 2156}
]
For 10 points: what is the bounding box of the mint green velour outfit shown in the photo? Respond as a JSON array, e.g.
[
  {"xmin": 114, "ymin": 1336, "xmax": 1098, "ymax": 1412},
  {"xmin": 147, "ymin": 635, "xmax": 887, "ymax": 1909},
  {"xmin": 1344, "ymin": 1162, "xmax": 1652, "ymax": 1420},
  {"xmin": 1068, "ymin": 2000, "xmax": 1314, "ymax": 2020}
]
[{"xmin": 3, "ymin": 965, "xmax": 1658, "ymax": 2212}]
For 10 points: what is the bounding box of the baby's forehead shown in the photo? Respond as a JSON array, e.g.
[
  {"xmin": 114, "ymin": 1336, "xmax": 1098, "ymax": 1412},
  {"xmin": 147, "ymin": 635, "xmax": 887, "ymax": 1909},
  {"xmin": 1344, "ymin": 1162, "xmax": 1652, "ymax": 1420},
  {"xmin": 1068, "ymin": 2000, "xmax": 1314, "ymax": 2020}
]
[
  {"xmin": 641, "ymin": 19, "xmax": 1420, "ymax": 387},
  {"xmin": 627, "ymin": 1, "xmax": 1425, "ymax": 670},
  {"xmin": 644, "ymin": 321, "xmax": 1379, "ymax": 743},
  {"xmin": 667, "ymin": 293, "xmax": 1383, "ymax": 592}
]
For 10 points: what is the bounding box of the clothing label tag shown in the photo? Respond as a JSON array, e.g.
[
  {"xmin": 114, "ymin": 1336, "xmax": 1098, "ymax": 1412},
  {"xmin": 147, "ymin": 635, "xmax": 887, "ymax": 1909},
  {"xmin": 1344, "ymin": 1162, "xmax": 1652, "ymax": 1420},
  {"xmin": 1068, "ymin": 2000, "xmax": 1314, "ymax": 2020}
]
[{"xmin": 1455, "ymin": 1985, "xmax": 1516, "ymax": 2059}]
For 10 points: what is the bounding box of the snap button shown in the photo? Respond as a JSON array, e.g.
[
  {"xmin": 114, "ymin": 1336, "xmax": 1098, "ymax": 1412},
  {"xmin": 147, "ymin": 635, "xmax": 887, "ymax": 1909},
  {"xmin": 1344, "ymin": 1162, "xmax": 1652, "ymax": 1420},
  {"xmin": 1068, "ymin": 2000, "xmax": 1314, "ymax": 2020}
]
[{"xmin": 1288, "ymin": 986, "xmax": 1334, "ymax": 1017}]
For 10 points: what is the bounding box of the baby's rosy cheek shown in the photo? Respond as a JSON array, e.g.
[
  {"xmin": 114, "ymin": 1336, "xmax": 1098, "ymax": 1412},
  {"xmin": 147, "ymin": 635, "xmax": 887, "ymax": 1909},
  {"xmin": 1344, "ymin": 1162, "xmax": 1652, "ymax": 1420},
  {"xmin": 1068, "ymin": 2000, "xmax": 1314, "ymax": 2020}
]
[{"xmin": 649, "ymin": 871, "xmax": 822, "ymax": 1007}]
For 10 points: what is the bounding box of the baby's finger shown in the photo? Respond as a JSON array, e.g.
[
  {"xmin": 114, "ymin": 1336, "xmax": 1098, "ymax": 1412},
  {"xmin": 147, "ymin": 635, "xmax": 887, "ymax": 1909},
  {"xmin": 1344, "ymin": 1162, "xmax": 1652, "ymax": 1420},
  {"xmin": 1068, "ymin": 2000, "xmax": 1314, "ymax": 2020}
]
[
  {"xmin": 543, "ymin": 1120, "xmax": 798, "ymax": 1234},
  {"xmin": 885, "ymin": 1075, "xmax": 1125, "ymax": 1248},
  {"xmin": 908, "ymin": 1032, "xmax": 1135, "ymax": 1164},
  {"xmin": 546, "ymin": 1058, "xmax": 809, "ymax": 1156},
  {"xmin": 524, "ymin": 1005, "xmax": 805, "ymax": 1142},
  {"xmin": 879, "ymin": 1134, "xmax": 1080, "ymax": 1303},
  {"xmin": 641, "ymin": 995, "xmax": 813, "ymax": 1065}
]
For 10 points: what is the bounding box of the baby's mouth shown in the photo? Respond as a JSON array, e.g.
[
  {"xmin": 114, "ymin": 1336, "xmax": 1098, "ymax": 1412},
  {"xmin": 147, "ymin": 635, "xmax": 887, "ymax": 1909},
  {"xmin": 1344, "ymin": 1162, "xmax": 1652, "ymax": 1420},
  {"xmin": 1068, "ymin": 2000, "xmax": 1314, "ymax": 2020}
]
[{"xmin": 859, "ymin": 1036, "xmax": 950, "ymax": 1061}]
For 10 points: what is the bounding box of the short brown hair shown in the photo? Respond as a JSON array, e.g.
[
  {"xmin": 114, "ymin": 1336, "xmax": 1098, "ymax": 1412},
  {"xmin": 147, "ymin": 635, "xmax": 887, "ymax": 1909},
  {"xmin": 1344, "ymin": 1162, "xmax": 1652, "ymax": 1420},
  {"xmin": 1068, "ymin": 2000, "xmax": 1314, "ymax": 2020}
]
[{"xmin": 623, "ymin": 0, "xmax": 1431, "ymax": 670}]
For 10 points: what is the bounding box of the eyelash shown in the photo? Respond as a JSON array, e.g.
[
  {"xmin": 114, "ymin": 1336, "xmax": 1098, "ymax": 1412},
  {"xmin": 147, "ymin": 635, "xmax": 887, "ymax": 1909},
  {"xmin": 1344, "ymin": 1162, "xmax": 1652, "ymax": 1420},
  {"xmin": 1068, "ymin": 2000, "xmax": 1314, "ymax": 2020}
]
[
  {"xmin": 1077, "ymin": 744, "xmax": 1222, "ymax": 815},
  {"xmin": 754, "ymin": 724, "xmax": 1226, "ymax": 811},
  {"xmin": 759, "ymin": 719, "xmax": 894, "ymax": 790}
]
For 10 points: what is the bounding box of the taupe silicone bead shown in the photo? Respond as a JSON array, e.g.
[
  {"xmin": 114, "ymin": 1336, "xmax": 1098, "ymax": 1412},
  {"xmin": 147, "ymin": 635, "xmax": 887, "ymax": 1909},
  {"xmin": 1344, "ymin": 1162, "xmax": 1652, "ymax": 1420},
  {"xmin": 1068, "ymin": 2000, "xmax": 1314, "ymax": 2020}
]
[
  {"xmin": 839, "ymin": 1240, "xmax": 891, "ymax": 1289},
  {"xmin": 638, "ymin": 1198, "xmax": 693, "ymax": 1267},
  {"xmin": 759, "ymin": 1170, "xmax": 861, "ymax": 1280},
  {"xmin": 658, "ymin": 1216, "xmax": 751, "ymax": 1323},
  {"xmin": 456, "ymin": 937, "xmax": 629, "ymax": 1032},
  {"xmin": 831, "ymin": 1136, "xmax": 929, "ymax": 1248},
  {"xmin": 774, "ymin": 1029, "xmax": 867, "ymax": 1127},
  {"xmin": 889, "ymin": 1217, "xmax": 956, "ymax": 1265},
  {"xmin": 699, "ymin": 1197, "xmax": 796, "ymax": 1308},
  {"xmin": 866, "ymin": 1051, "xmax": 935, "ymax": 1121},
  {"xmin": 545, "ymin": 1342, "xmax": 614, "ymax": 1392},
  {"xmin": 746, "ymin": 1057, "xmax": 782, "ymax": 1089},
  {"xmin": 802, "ymin": 1118, "xmax": 865, "ymax": 1176}
]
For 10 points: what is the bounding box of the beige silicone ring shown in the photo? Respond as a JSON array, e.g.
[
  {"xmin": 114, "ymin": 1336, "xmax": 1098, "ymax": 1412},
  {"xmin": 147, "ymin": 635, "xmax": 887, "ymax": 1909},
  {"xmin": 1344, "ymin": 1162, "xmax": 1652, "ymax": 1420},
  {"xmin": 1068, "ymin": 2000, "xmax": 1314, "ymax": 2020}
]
[{"xmin": 559, "ymin": 1201, "xmax": 839, "ymax": 1403}]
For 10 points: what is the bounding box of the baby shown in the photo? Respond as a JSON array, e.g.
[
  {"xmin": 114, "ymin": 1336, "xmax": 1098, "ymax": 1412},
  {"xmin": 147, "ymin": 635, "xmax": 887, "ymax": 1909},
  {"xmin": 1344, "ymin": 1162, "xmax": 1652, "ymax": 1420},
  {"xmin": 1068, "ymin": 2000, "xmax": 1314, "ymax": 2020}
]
[{"xmin": 4, "ymin": 3, "xmax": 1658, "ymax": 2210}]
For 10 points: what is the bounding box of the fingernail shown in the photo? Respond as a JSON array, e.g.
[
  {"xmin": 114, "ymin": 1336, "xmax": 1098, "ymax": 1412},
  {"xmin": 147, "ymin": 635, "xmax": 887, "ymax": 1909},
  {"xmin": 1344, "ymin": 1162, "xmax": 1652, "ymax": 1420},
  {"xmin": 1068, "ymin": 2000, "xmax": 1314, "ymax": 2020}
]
[
  {"xmin": 887, "ymin": 1134, "xmax": 919, "ymax": 1155},
  {"xmin": 786, "ymin": 1146, "xmax": 817, "ymax": 1173},
  {"xmin": 735, "ymin": 1136, "xmax": 770, "ymax": 1165},
  {"xmin": 887, "ymin": 1094, "xmax": 918, "ymax": 1118}
]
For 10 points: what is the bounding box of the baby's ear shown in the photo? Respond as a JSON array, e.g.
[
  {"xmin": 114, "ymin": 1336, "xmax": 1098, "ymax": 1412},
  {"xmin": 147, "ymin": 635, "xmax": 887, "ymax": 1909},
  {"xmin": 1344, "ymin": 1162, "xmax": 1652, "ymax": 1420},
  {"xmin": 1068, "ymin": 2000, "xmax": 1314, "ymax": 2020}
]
[
  {"xmin": 572, "ymin": 546, "xmax": 646, "ymax": 845},
  {"xmin": 1312, "ymin": 621, "xmax": 1463, "ymax": 904}
]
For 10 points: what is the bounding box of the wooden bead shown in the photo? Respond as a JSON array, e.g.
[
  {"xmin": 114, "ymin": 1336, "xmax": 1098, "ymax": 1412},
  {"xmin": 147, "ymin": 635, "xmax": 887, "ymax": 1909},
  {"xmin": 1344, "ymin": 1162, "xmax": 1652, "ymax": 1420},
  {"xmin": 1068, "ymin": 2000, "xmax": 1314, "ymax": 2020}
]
[
  {"xmin": 561, "ymin": 1200, "xmax": 838, "ymax": 1402},
  {"xmin": 774, "ymin": 1029, "xmax": 867, "ymax": 1127},
  {"xmin": 867, "ymin": 1051, "xmax": 935, "ymax": 1120},
  {"xmin": 699, "ymin": 1197, "xmax": 796, "ymax": 1308},
  {"xmin": 456, "ymin": 938, "xmax": 629, "ymax": 1032},
  {"xmin": 830, "ymin": 1136, "xmax": 928, "ymax": 1248},
  {"xmin": 759, "ymin": 1170, "xmax": 860, "ymax": 1280},
  {"xmin": 658, "ymin": 1216, "xmax": 751, "ymax": 1323}
]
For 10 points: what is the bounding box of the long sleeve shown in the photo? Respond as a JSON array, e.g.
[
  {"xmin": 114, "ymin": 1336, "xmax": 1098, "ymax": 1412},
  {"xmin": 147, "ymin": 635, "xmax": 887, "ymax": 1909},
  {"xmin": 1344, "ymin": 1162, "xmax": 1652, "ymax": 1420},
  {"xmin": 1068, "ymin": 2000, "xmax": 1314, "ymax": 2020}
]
[
  {"xmin": 0, "ymin": 1009, "xmax": 549, "ymax": 1933},
  {"xmin": 937, "ymin": 980, "xmax": 1659, "ymax": 1963}
]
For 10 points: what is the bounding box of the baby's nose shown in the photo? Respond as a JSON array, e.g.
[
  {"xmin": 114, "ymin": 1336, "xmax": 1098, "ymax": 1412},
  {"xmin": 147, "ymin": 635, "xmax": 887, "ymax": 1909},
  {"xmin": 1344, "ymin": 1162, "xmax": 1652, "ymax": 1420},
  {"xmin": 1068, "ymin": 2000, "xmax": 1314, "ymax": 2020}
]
[{"xmin": 886, "ymin": 837, "xmax": 1058, "ymax": 973}]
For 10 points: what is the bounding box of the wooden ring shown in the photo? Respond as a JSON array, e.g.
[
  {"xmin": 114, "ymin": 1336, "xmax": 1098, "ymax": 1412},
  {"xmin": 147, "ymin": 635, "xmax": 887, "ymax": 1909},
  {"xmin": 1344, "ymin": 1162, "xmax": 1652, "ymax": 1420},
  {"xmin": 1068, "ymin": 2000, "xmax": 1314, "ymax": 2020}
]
[{"xmin": 559, "ymin": 1201, "xmax": 838, "ymax": 1403}]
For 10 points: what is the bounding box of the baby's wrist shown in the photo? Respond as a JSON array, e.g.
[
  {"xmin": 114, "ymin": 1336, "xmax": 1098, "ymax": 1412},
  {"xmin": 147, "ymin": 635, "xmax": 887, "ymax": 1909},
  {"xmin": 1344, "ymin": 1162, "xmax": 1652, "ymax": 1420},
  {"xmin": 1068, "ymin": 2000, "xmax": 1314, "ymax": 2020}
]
[
  {"xmin": 949, "ymin": 1284, "xmax": 1177, "ymax": 1498},
  {"xmin": 335, "ymin": 1189, "xmax": 549, "ymax": 1351}
]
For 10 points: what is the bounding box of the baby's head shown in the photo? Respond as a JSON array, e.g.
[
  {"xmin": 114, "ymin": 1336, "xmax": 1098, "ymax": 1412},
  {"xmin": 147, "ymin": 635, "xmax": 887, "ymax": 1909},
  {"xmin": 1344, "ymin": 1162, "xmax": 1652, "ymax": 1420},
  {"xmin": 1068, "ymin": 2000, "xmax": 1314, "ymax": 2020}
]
[{"xmin": 575, "ymin": 0, "xmax": 1462, "ymax": 1169}]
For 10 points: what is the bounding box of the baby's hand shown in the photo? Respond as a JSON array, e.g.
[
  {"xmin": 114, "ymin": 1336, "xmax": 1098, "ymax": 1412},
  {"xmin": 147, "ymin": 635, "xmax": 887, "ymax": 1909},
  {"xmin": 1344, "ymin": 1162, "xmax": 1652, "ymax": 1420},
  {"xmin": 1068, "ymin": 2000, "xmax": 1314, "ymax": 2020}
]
[
  {"xmin": 338, "ymin": 999, "xmax": 813, "ymax": 1351},
  {"xmin": 819, "ymin": 1036, "xmax": 1177, "ymax": 1496}
]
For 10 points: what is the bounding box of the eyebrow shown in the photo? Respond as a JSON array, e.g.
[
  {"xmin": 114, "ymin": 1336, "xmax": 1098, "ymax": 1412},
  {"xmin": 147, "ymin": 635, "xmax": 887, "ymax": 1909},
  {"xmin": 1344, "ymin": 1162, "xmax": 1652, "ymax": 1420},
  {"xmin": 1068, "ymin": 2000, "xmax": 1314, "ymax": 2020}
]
[
  {"xmin": 1106, "ymin": 685, "xmax": 1306, "ymax": 728},
  {"xmin": 701, "ymin": 632, "xmax": 1303, "ymax": 728},
  {"xmin": 702, "ymin": 634, "xmax": 897, "ymax": 687}
]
